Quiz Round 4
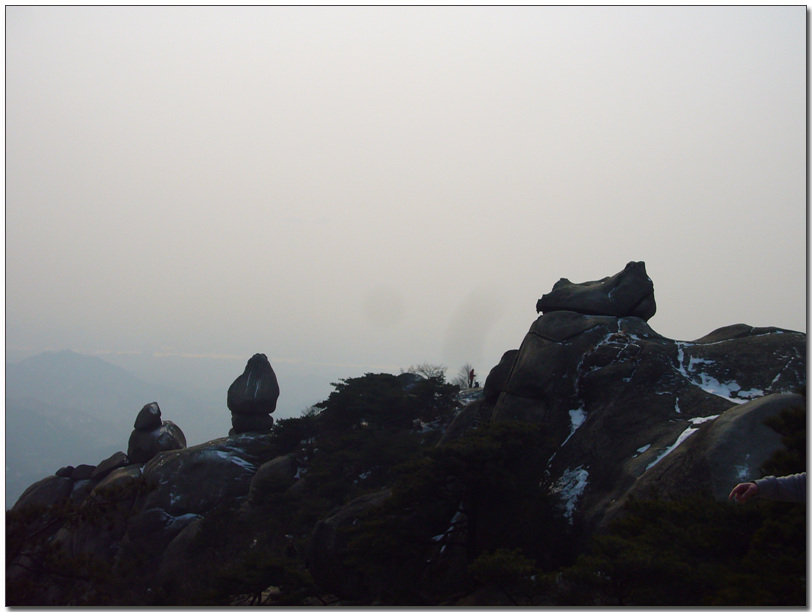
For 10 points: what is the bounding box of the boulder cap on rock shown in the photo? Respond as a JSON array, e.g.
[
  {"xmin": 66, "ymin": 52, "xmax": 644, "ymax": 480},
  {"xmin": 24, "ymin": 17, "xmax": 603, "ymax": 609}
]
[
  {"xmin": 127, "ymin": 420, "xmax": 187, "ymax": 464},
  {"xmin": 536, "ymin": 260, "xmax": 656, "ymax": 321},
  {"xmin": 134, "ymin": 402, "xmax": 162, "ymax": 431},
  {"xmin": 91, "ymin": 451, "xmax": 129, "ymax": 481},
  {"xmin": 227, "ymin": 353, "xmax": 280, "ymax": 416}
]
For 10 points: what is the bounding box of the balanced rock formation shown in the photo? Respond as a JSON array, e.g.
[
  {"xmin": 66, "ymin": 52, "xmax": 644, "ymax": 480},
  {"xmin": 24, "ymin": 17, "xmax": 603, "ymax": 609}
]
[
  {"xmin": 536, "ymin": 260, "xmax": 656, "ymax": 320},
  {"xmin": 127, "ymin": 402, "xmax": 187, "ymax": 464},
  {"xmin": 487, "ymin": 262, "xmax": 805, "ymax": 530},
  {"xmin": 227, "ymin": 353, "xmax": 280, "ymax": 434}
]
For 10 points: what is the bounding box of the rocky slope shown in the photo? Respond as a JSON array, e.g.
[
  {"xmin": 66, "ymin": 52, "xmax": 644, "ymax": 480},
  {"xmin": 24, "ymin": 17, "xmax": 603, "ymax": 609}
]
[{"xmin": 6, "ymin": 262, "xmax": 806, "ymax": 605}]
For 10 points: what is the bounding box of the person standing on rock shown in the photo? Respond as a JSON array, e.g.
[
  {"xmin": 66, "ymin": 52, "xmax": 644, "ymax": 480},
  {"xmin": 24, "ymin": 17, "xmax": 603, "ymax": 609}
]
[{"xmin": 729, "ymin": 472, "xmax": 806, "ymax": 504}]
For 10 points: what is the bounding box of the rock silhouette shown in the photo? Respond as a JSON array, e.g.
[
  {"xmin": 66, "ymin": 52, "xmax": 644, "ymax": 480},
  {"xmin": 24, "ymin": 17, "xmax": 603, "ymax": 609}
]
[
  {"xmin": 127, "ymin": 402, "xmax": 187, "ymax": 464},
  {"xmin": 227, "ymin": 353, "xmax": 280, "ymax": 434},
  {"xmin": 536, "ymin": 260, "xmax": 656, "ymax": 320},
  {"xmin": 7, "ymin": 267, "xmax": 806, "ymax": 605}
]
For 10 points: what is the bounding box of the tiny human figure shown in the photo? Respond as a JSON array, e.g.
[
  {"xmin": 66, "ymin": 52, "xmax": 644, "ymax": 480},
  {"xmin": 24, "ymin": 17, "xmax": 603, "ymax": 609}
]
[
  {"xmin": 468, "ymin": 368, "xmax": 475, "ymax": 388},
  {"xmin": 729, "ymin": 472, "xmax": 806, "ymax": 504}
]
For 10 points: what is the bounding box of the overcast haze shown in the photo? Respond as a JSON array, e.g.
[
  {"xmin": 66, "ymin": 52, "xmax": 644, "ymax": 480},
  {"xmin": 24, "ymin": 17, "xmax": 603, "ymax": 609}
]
[{"xmin": 6, "ymin": 6, "xmax": 807, "ymax": 421}]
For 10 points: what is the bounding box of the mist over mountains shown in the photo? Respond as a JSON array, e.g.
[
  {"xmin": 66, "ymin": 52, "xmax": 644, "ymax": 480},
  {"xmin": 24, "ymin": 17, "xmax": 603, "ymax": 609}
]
[
  {"xmin": 4, "ymin": 349, "xmax": 417, "ymax": 508},
  {"xmin": 5, "ymin": 351, "xmax": 213, "ymax": 507}
]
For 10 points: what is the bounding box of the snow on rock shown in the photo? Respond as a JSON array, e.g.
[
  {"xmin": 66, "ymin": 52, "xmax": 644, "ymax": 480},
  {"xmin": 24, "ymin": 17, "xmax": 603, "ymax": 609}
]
[
  {"xmin": 214, "ymin": 450, "xmax": 257, "ymax": 472},
  {"xmin": 552, "ymin": 465, "xmax": 589, "ymax": 523},
  {"xmin": 674, "ymin": 342, "xmax": 766, "ymax": 404},
  {"xmin": 646, "ymin": 414, "xmax": 721, "ymax": 471},
  {"xmin": 457, "ymin": 388, "xmax": 484, "ymax": 406}
]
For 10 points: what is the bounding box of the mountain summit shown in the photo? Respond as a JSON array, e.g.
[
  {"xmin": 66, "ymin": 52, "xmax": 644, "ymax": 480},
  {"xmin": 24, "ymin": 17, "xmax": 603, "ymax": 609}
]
[{"xmin": 7, "ymin": 262, "xmax": 806, "ymax": 605}]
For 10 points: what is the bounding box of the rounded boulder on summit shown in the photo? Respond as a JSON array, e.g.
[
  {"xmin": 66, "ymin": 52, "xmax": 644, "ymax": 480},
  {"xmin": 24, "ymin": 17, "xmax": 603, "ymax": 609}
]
[
  {"xmin": 227, "ymin": 353, "xmax": 280, "ymax": 434},
  {"xmin": 127, "ymin": 402, "xmax": 187, "ymax": 464}
]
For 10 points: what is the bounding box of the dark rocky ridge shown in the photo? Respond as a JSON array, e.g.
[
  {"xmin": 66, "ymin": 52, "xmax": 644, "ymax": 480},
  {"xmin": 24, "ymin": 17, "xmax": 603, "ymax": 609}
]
[{"xmin": 7, "ymin": 261, "xmax": 806, "ymax": 605}]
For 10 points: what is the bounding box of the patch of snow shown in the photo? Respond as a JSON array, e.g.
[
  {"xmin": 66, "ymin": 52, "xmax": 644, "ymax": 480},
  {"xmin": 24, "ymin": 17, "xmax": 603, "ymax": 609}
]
[
  {"xmin": 458, "ymin": 388, "xmax": 484, "ymax": 406},
  {"xmin": 735, "ymin": 455, "xmax": 751, "ymax": 480},
  {"xmin": 674, "ymin": 342, "xmax": 763, "ymax": 404},
  {"xmin": 169, "ymin": 512, "xmax": 201, "ymax": 525},
  {"xmin": 688, "ymin": 415, "xmax": 721, "ymax": 426},
  {"xmin": 646, "ymin": 427, "xmax": 697, "ymax": 471},
  {"xmin": 552, "ymin": 465, "xmax": 589, "ymax": 523},
  {"xmin": 687, "ymin": 355, "xmax": 713, "ymax": 369},
  {"xmin": 636, "ymin": 444, "xmax": 651, "ymax": 455},
  {"xmin": 646, "ymin": 414, "xmax": 720, "ymax": 471},
  {"xmin": 294, "ymin": 467, "xmax": 307, "ymax": 479},
  {"xmin": 215, "ymin": 450, "xmax": 257, "ymax": 472},
  {"xmin": 569, "ymin": 407, "xmax": 586, "ymax": 434},
  {"xmin": 430, "ymin": 506, "xmax": 467, "ymax": 554},
  {"xmin": 560, "ymin": 407, "xmax": 587, "ymax": 447},
  {"xmin": 674, "ymin": 397, "xmax": 681, "ymax": 413}
]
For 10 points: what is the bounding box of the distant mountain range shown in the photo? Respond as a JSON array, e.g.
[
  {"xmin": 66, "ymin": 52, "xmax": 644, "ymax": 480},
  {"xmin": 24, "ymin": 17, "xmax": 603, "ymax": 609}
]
[{"xmin": 5, "ymin": 350, "xmax": 221, "ymax": 507}]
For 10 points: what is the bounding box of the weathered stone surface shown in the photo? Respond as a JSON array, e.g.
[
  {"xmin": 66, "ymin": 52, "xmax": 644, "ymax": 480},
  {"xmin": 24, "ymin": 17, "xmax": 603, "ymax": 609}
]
[
  {"xmin": 536, "ymin": 261, "xmax": 656, "ymax": 320},
  {"xmin": 71, "ymin": 464, "xmax": 96, "ymax": 481},
  {"xmin": 601, "ymin": 392, "xmax": 805, "ymax": 528},
  {"xmin": 120, "ymin": 507, "xmax": 201, "ymax": 561},
  {"xmin": 134, "ymin": 402, "xmax": 162, "ymax": 431},
  {"xmin": 483, "ymin": 349, "xmax": 518, "ymax": 402},
  {"xmin": 227, "ymin": 353, "xmax": 280, "ymax": 415},
  {"xmin": 12, "ymin": 475, "xmax": 74, "ymax": 511},
  {"xmin": 127, "ymin": 420, "xmax": 187, "ymax": 464},
  {"xmin": 231, "ymin": 412, "xmax": 274, "ymax": 435},
  {"xmin": 157, "ymin": 517, "xmax": 204, "ymax": 578},
  {"xmin": 55, "ymin": 466, "xmax": 74, "ymax": 478},
  {"xmin": 68, "ymin": 479, "xmax": 95, "ymax": 505},
  {"xmin": 248, "ymin": 454, "xmax": 299, "ymax": 504},
  {"xmin": 91, "ymin": 451, "xmax": 129, "ymax": 481},
  {"xmin": 140, "ymin": 436, "xmax": 273, "ymax": 516},
  {"xmin": 307, "ymin": 489, "xmax": 393, "ymax": 600},
  {"xmin": 93, "ymin": 464, "xmax": 144, "ymax": 497}
]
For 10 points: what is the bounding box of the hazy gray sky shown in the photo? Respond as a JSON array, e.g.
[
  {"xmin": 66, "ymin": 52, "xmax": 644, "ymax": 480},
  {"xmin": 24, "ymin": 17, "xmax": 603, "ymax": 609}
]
[{"xmin": 6, "ymin": 6, "xmax": 807, "ymax": 393}]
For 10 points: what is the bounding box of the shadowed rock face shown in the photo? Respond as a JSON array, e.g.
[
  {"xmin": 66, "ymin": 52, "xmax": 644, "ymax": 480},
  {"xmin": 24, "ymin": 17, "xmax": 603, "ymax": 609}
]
[
  {"xmin": 134, "ymin": 402, "xmax": 162, "ymax": 431},
  {"xmin": 227, "ymin": 354, "xmax": 280, "ymax": 434},
  {"xmin": 604, "ymin": 392, "xmax": 806, "ymax": 525},
  {"xmin": 128, "ymin": 421, "xmax": 186, "ymax": 464},
  {"xmin": 536, "ymin": 261, "xmax": 656, "ymax": 321},
  {"xmin": 492, "ymin": 308, "xmax": 805, "ymax": 529},
  {"xmin": 126, "ymin": 402, "xmax": 187, "ymax": 464}
]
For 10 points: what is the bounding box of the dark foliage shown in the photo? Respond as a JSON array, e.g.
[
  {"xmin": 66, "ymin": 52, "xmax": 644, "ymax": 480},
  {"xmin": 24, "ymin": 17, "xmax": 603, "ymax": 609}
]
[
  {"xmin": 339, "ymin": 420, "xmax": 573, "ymax": 603},
  {"xmin": 6, "ymin": 374, "xmax": 806, "ymax": 606},
  {"xmin": 6, "ymin": 476, "xmax": 154, "ymax": 605},
  {"xmin": 547, "ymin": 404, "xmax": 807, "ymax": 606}
]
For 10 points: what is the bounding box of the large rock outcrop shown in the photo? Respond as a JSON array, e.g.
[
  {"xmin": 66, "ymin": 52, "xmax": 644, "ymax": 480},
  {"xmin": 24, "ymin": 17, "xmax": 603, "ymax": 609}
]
[
  {"xmin": 227, "ymin": 354, "xmax": 280, "ymax": 434},
  {"xmin": 536, "ymin": 260, "xmax": 656, "ymax": 320},
  {"xmin": 490, "ymin": 262, "xmax": 804, "ymax": 529}
]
